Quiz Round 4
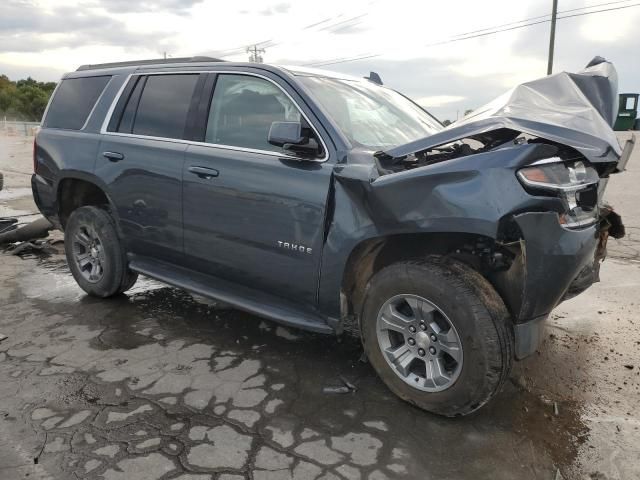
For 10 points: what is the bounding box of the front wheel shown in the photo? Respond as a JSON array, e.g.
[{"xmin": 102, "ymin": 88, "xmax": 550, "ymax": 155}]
[
  {"xmin": 64, "ymin": 206, "xmax": 138, "ymax": 297},
  {"xmin": 361, "ymin": 258, "xmax": 513, "ymax": 416}
]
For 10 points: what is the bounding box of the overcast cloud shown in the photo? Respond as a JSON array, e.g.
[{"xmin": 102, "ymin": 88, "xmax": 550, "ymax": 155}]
[{"xmin": 1, "ymin": 0, "xmax": 638, "ymax": 121}]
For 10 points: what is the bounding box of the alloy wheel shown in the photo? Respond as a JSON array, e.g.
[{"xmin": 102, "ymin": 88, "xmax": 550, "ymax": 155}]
[
  {"xmin": 71, "ymin": 225, "xmax": 106, "ymax": 283},
  {"xmin": 375, "ymin": 294, "xmax": 463, "ymax": 392}
]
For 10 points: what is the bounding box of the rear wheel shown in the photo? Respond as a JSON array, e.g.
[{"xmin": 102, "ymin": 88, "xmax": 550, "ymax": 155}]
[
  {"xmin": 361, "ymin": 258, "xmax": 513, "ymax": 416},
  {"xmin": 64, "ymin": 206, "xmax": 138, "ymax": 297}
]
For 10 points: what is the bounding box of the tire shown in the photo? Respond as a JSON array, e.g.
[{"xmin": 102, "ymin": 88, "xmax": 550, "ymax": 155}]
[
  {"xmin": 361, "ymin": 257, "xmax": 513, "ymax": 417},
  {"xmin": 64, "ymin": 206, "xmax": 138, "ymax": 297}
]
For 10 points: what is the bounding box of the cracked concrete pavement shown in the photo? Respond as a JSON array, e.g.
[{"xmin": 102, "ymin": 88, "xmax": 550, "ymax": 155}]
[{"xmin": 1, "ymin": 130, "xmax": 639, "ymax": 479}]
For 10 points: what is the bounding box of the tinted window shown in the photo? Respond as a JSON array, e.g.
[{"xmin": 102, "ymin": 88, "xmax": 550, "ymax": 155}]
[
  {"xmin": 116, "ymin": 76, "xmax": 145, "ymax": 134},
  {"xmin": 44, "ymin": 76, "xmax": 111, "ymax": 130},
  {"xmin": 205, "ymin": 74, "xmax": 300, "ymax": 151},
  {"xmin": 132, "ymin": 74, "xmax": 199, "ymax": 139}
]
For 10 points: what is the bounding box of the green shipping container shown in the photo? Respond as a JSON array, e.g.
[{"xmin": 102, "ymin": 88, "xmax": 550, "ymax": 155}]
[{"xmin": 614, "ymin": 93, "xmax": 638, "ymax": 131}]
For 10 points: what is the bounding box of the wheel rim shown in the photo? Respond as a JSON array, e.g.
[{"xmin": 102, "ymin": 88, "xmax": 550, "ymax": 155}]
[
  {"xmin": 375, "ymin": 294, "xmax": 463, "ymax": 392},
  {"xmin": 71, "ymin": 225, "xmax": 105, "ymax": 284}
]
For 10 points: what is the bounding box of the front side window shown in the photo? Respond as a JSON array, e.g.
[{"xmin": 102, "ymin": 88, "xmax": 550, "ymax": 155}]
[
  {"xmin": 44, "ymin": 76, "xmax": 111, "ymax": 130},
  {"xmin": 205, "ymin": 74, "xmax": 301, "ymax": 152},
  {"xmin": 131, "ymin": 74, "xmax": 199, "ymax": 139},
  {"xmin": 298, "ymin": 75, "xmax": 442, "ymax": 150}
]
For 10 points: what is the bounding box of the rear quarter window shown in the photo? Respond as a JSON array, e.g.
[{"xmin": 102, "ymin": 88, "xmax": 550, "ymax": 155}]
[{"xmin": 43, "ymin": 76, "xmax": 111, "ymax": 130}]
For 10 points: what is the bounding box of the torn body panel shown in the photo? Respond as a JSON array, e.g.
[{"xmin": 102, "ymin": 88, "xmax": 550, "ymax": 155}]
[
  {"xmin": 321, "ymin": 149, "xmax": 611, "ymax": 358},
  {"xmin": 490, "ymin": 212, "xmax": 602, "ymax": 359},
  {"xmin": 379, "ymin": 59, "xmax": 621, "ymax": 167},
  {"xmin": 319, "ymin": 143, "xmax": 575, "ymax": 316}
]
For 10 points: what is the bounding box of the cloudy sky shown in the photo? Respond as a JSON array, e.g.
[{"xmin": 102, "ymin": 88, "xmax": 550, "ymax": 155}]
[{"xmin": 1, "ymin": 0, "xmax": 639, "ymax": 120}]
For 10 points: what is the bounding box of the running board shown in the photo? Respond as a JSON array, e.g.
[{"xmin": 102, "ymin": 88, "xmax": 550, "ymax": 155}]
[{"xmin": 128, "ymin": 255, "xmax": 334, "ymax": 334}]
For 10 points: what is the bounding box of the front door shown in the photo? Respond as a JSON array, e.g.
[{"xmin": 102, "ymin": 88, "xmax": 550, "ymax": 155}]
[{"xmin": 183, "ymin": 73, "xmax": 332, "ymax": 306}]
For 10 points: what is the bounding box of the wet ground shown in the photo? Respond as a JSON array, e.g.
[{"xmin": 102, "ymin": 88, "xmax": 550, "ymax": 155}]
[{"xmin": 1, "ymin": 131, "xmax": 639, "ymax": 480}]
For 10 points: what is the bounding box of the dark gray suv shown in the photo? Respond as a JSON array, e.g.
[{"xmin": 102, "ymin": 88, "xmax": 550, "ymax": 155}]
[{"xmin": 32, "ymin": 56, "xmax": 632, "ymax": 416}]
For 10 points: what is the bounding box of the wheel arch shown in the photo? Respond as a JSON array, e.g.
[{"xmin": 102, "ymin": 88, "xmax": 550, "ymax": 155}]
[
  {"xmin": 55, "ymin": 173, "xmax": 120, "ymax": 231},
  {"xmin": 339, "ymin": 231, "xmax": 504, "ymax": 336}
]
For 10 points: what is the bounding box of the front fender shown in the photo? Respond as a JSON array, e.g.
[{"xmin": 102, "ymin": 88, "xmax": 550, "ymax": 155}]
[{"xmin": 317, "ymin": 143, "xmax": 564, "ymax": 318}]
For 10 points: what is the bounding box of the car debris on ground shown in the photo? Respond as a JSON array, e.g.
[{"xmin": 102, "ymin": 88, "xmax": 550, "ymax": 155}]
[
  {"xmin": 0, "ymin": 216, "xmax": 53, "ymax": 245},
  {"xmin": 323, "ymin": 376, "xmax": 358, "ymax": 394}
]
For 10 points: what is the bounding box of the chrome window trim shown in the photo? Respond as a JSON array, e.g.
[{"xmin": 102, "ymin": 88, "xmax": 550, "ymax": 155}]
[
  {"xmin": 81, "ymin": 76, "xmax": 114, "ymax": 131},
  {"xmin": 100, "ymin": 73, "xmax": 133, "ymax": 134},
  {"xmin": 99, "ymin": 70, "xmax": 330, "ymax": 162},
  {"xmin": 40, "ymin": 81, "xmax": 61, "ymax": 126}
]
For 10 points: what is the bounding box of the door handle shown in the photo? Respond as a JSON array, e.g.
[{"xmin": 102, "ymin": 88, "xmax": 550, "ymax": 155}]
[
  {"xmin": 188, "ymin": 166, "xmax": 219, "ymax": 179},
  {"xmin": 103, "ymin": 151, "xmax": 124, "ymax": 162}
]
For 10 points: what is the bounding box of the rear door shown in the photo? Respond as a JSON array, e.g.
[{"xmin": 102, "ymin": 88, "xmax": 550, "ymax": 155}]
[
  {"xmin": 96, "ymin": 73, "xmax": 202, "ymax": 262},
  {"xmin": 182, "ymin": 72, "xmax": 333, "ymax": 306}
]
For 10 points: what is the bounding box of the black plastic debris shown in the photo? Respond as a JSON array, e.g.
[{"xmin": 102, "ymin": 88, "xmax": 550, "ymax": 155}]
[
  {"xmin": 340, "ymin": 375, "xmax": 358, "ymax": 392},
  {"xmin": 322, "ymin": 386, "xmax": 351, "ymax": 394},
  {"xmin": 7, "ymin": 240, "xmax": 58, "ymax": 256},
  {"xmin": 0, "ymin": 217, "xmax": 18, "ymax": 235},
  {"xmin": 0, "ymin": 333, "xmax": 8, "ymax": 343},
  {"xmin": 323, "ymin": 376, "xmax": 358, "ymax": 394},
  {"xmin": 0, "ymin": 217, "xmax": 53, "ymax": 245}
]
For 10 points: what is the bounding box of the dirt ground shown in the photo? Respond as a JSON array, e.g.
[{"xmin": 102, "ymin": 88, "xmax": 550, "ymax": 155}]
[{"xmin": 0, "ymin": 130, "xmax": 639, "ymax": 480}]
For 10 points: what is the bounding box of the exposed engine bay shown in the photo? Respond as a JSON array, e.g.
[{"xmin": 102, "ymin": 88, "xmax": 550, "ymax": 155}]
[{"xmin": 373, "ymin": 128, "xmax": 598, "ymax": 175}]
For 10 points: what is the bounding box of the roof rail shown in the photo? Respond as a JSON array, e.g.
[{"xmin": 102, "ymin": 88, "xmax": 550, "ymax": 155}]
[{"xmin": 76, "ymin": 56, "xmax": 224, "ymax": 72}]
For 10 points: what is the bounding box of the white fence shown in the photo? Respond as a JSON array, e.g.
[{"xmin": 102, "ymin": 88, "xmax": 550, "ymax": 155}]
[{"xmin": 0, "ymin": 120, "xmax": 40, "ymax": 137}]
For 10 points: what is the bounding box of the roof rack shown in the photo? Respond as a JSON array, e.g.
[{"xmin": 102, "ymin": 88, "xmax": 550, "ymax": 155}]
[{"xmin": 76, "ymin": 56, "xmax": 224, "ymax": 72}]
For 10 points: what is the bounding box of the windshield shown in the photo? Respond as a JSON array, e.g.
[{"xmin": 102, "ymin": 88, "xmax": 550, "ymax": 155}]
[{"xmin": 297, "ymin": 75, "xmax": 442, "ymax": 150}]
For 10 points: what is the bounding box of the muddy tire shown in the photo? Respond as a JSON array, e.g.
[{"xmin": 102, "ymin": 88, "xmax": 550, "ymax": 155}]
[
  {"xmin": 64, "ymin": 206, "xmax": 137, "ymax": 297},
  {"xmin": 361, "ymin": 257, "xmax": 513, "ymax": 417}
]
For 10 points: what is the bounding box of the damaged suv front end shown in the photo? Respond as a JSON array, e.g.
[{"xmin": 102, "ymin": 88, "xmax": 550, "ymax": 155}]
[
  {"xmin": 370, "ymin": 58, "xmax": 633, "ymax": 359},
  {"xmin": 302, "ymin": 57, "xmax": 632, "ymax": 361}
]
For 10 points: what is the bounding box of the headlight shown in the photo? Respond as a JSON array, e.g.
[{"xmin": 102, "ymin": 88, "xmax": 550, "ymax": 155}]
[
  {"xmin": 517, "ymin": 158, "xmax": 599, "ymax": 191},
  {"xmin": 517, "ymin": 158, "xmax": 600, "ymax": 228}
]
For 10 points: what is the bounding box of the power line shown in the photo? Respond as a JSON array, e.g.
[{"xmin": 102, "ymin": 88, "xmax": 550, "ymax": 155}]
[
  {"xmin": 450, "ymin": 0, "xmax": 634, "ymax": 38},
  {"xmin": 315, "ymin": 13, "xmax": 368, "ymax": 32},
  {"xmin": 305, "ymin": 2, "xmax": 640, "ymax": 67},
  {"xmin": 210, "ymin": 11, "xmax": 370, "ymax": 60},
  {"xmin": 438, "ymin": 2, "xmax": 640, "ymax": 44},
  {"xmin": 306, "ymin": 53, "xmax": 379, "ymax": 68}
]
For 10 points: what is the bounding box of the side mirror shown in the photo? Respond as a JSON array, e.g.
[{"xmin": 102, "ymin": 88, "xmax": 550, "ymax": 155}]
[
  {"xmin": 268, "ymin": 121, "xmax": 321, "ymax": 158},
  {"xmin": 268, "ymin": 121, "xmax": 304, "ymax": 147}
]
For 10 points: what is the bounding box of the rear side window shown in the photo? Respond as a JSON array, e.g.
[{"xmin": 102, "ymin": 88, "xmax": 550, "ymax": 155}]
[
  {"xmin": 43, "ymin": 76, "xmax": 111, "ymax": 130},
  {"xmin": 130, "ymin": 74, "xmax": 199, "ymax": 139}
]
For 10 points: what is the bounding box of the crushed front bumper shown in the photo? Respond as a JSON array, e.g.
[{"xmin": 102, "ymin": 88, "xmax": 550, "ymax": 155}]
[{"xmin": 491, "ymin": 211, "xmax": 604, "ymax": 359}]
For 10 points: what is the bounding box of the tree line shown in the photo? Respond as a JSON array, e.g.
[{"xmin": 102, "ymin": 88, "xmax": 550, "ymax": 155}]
[{"xmin": 0, "ymin": 75, "xmax": 57, "ymax": 122}]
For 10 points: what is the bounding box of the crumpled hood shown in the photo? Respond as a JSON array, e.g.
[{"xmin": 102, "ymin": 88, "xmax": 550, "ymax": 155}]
[{"xmin": 382, "ymin": 57, "xmax": 621, "ymax": 164}]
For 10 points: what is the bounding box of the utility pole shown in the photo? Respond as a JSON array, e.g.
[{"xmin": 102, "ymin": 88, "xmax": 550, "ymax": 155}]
[
  {"xmin": 547, "ymin": 0, "xmax": 558, "ymax": 75},
  {"xmin": 247, "ymin": 45, "xmax": 265, "ymax": 63}
]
